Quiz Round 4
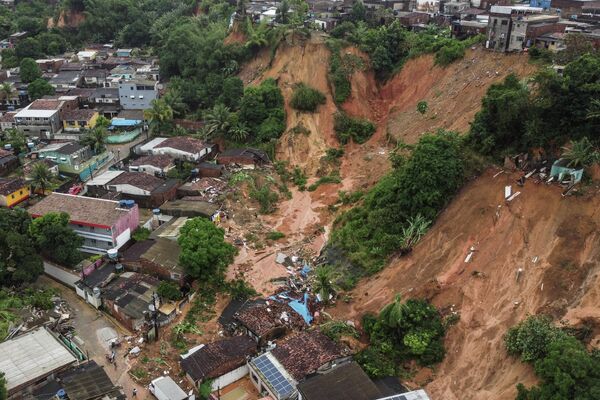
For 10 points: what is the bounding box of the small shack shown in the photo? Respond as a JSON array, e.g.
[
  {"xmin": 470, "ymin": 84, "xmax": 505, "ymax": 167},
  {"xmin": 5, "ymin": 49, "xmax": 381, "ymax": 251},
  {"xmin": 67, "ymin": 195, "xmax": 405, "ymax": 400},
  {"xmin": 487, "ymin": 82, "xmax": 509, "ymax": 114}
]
[{"xmin": 550, "ymin": 159, "xmax": 583, "ymax": 184}]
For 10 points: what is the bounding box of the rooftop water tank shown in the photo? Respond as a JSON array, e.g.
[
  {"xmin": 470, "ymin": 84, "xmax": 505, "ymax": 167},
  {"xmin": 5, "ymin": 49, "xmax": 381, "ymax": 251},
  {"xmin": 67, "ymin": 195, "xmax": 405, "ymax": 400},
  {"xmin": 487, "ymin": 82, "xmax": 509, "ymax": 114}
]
[
  {"xmin": 92, "ymin": 287, "xmax": 101, "ymax": 297},
  {"xmin": 107, "ymin": 248, "xmax": 118, "ymax": 260}
]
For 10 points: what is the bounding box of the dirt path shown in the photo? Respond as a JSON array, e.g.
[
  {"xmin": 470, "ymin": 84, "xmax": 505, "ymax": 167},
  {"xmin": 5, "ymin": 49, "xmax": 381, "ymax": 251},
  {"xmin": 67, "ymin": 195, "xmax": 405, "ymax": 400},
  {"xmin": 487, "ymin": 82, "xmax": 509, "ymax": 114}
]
[{"xmin": 329, "ymin": 169, "xmax": 600, "ymax": 399}]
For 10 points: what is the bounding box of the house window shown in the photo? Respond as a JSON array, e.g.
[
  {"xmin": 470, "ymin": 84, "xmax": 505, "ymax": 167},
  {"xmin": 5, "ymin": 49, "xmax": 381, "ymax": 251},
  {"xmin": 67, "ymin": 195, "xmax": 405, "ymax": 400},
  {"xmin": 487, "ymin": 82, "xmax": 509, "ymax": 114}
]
[
  {"xmin": 501, "ymin": 20, "xmax": 508, "ymax": 25},
  {"xmin": 19, "ymin": 190, "xmax": 23, "ymax": 195},
  {"xmin": 90, "ymin": 226, "xmax": 95, "ymax": 231},
  {"xmin": 516, "ymin": 36, "xmax": 524, "ymax": 42},
  {"xmin": 107, "ymin": 241, "xmax": 112, "ymax": 246},
  {"xmin": 91, "ymin": 239, "xmax": 97, "ymax": 244},
  {"xmin": 78, "ymin": 224, "xmax": 83, "ymax": 228},
  {"xmin": 11, "ymin": 194, "xmax": 14, "ymax": 198}
]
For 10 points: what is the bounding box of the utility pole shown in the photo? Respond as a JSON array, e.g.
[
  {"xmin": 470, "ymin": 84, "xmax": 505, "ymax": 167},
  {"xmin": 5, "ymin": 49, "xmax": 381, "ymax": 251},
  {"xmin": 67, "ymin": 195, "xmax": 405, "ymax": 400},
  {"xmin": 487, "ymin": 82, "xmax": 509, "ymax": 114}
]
[{"xmin": 152, "ymin": 292, "xmax": 159, "ymax": 341}]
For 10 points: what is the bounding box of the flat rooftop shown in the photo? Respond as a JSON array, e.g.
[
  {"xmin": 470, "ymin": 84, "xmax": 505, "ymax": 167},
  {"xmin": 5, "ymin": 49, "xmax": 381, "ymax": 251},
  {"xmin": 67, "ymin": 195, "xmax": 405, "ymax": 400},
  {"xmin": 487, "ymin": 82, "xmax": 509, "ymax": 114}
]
[{"xmin": 0, "ymin": 328, "xmax": 77, "ymax": 393}]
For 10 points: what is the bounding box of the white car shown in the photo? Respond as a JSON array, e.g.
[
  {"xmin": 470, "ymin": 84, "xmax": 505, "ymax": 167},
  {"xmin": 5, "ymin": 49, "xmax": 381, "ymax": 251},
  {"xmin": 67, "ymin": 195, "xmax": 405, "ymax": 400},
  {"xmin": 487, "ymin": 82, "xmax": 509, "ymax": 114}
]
[{"xmin": 149, "ymin": 376, "xmax": 194, "ymax": 400}]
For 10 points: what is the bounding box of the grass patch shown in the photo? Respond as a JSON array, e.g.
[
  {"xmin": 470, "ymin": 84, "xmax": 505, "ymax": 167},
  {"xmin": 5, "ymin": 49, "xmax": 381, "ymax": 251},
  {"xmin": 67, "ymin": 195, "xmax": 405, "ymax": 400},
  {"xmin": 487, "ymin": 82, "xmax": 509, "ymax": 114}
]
[
  {"xmin": 266, "ymin": 231, "xmax": 285, "ymax": 240},
  {"xmin": 334, "ymin": 112, "xmax": 375, "ymax": 144},
  {"xmin": 307, "ymin": 174, "xmax": 342, "ymax": 191}
]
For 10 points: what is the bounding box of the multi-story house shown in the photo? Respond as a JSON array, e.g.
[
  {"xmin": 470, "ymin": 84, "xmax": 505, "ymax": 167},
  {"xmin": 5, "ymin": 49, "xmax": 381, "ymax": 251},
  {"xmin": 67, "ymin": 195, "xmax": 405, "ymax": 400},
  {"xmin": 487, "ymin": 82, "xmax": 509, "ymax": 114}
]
[
  {"xmin": 28, "ymin": 193, "xmax": 140, "ymax": 254},
  {"xmin": 13, "ymin": 99, "xmax": 63, "ymax": 139},
  {"xmin": 118, "ymin": 78, "xmax": 158, "ymax": 110}
]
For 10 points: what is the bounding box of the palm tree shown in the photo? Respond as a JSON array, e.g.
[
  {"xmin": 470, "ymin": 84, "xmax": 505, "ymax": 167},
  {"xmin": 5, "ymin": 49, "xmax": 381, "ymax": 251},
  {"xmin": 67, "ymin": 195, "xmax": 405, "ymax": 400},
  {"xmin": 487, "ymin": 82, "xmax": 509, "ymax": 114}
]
[
  {"xmin": 399, "ymin": 214, "xmax": 430, "ymax": 254},
  {"xmin": 30, "ymin": 162, "xmax": 53, "ymax": 195},
  {"xmin": 245, "ymin": 19, "xmax": 269, "ymax": 50},
  {"xmin": 561, "ymin": 137, "xmax": 597, "ymax": 168},
  {"xmin": 144, "ymin": 99, "xmax": 174, "ymax": 136},
  {"xmin": 163, "ymin": 88, "xmax": 188, "ymax": 118},
  {"xmin": 204, "ymin": 104, "xmax": 232, "ymax": 139},
  {"xmin": 587, "ymin": 99, "xmax": 600, "ymax": 120},
  {"xmin": 312, "ymin": 265, "xmax": 340, "ymax": 304},
  {"xmin": 229, "ymin": 122, "xmax": 250, "ymax": 142},
  {"xmin": 81, "ymin": 126, "xmax": 107, "ymax": 154},
  {"xmin": 0, "ymin": 82, "xmax": 14, "ymax": 105}
]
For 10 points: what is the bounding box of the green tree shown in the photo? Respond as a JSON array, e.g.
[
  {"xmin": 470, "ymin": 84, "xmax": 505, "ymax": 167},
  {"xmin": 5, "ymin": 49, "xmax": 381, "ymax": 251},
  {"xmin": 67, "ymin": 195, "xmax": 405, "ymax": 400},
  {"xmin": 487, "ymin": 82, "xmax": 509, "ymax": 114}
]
[
  {"xmin": 0, "ymin": 128, "xmax": 27, "ymax": 154},
  {"xmin": 20, "ymin": 58, "xmax": 41, "ymax": 83},
  {"xmin": 229, "ymin": 122, "xmax": 250, "ymax": 142},
  {"xmin": 204, "ymin": 103, "xmax": 232, "ymax": 138},
  {"xmin": 28, "ymin": 212, "xmax": 83, "ymax": 267},
  {"xmin": 0, "ymin": 371, "xmax": 6, "ymax": 400},
  {"xmin": 417, "ymin": 100, "xmax": 428, "ymax": 115},
  {"xmin": 29, "ymin": 162, "xmax": 53, "ymax": 195},
  {"xmin": 351, "ymin": 0, "xmax": 367, "ymax": 22},
  {"xmin": 0, "ymin": 209, "xmax": 43, "ymax": 286},
  {"xmin": 15, "ymin": 37, "xmax": 42, "ymax": 60},
  {"xmin": 0, "ymin": 82, "xmax": 14, "ymax": 104},
  {"xmin": 561, "ymin": 137, "xmax": 597, "ymax": 168},
  {"xmin": 312, "ymin": 265, "xmax": 339, "ymax": 304},
  {"xmin": 157, "ymin": 281, "xmax": 182, "ymax": 301},
  {"xmin": 245, "ymin": 19, "xmax": 269, "ymax": 51},
  {"xmin": 81, "ymin": 126, "xmax": 107, "ymax": 154},
  {"xmin": 587, "ymin": 99, "xmax": 600, "ymax": 120},
  {"xmin": 290, "ymin": 83, "xmax": 326, "ymax": 112},
  {"xmin": 27, "ymin": 78, "xmax": 55, "ymax": 100},
  {"xmin": 144, "ymin": 98, "xmax": 174, "ymax": 135},
  {"xmin": 276, "ymin": 0, "xmax": 290, "ymax": 24},
  {"xmin": 178, "ymin": 218, "xmax": 237, "ymax": 283}
]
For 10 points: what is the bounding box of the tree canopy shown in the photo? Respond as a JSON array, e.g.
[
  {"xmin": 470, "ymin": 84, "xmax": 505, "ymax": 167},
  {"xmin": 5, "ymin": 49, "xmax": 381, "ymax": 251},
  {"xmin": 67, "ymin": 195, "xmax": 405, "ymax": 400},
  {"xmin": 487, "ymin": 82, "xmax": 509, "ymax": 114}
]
[
  {"xmin": 28, "ymin": 212, "xmax": 83, "ymax": 267},
  {"xmin": 332, "ymin": 130, "xmax": 465, "ymax": 275},
  {"xmin": 0, "ymin": 208, "xmax": 44, "ymax": 286},
  {"xmin": 178, "ymin": 218, "xmax": 237, "ymax": 283}
]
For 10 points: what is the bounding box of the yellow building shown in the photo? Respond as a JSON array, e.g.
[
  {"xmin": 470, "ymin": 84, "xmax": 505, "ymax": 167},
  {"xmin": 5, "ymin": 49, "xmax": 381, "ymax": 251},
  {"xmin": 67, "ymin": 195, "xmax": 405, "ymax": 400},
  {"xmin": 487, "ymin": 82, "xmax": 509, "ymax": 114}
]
[
  {"xmin": 0, "ymin": 177, "xmax": 30, "ymax": 207},
  {"xmin": 62, "ymin": 109, "xmax": 100, "ymax": 132}
]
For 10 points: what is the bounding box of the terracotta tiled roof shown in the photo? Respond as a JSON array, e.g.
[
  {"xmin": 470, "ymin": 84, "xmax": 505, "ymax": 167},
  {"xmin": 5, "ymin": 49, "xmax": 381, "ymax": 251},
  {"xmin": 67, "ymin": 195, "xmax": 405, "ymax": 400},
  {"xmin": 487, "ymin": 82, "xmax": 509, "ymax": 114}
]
[
  {"xmin": 0, "ymin": 177, "xmax": 26, "ymax": 195},
  {"xmin": 272, "ymin": 330, "xmax": 344, "ymax": 381},
  {"xmin": 62, "ymin": 109, "xmax": 98, "ymax": 121},
  {"xmin": 107, "ymin": 172, "xmax": 165, "ymax": 192},
  {"xmin": 28, "ymin": 193, "xmax": 133, "ymax": 228},
  {"xmin": 129, "ymin": 155, "xmax": 174, "ymax": 169},
  {"xmin": 29, "ymin": 99, "xmax": 62, "ymax": 110},
  {"xmin": 180, "ymin": 336, "xmax": 258, "ymax": 382},
  {"xmin": 234, "ymin": 301, "xmax": 307, "ymax": 338},
  {"xmin": 154, "ymin": 136, "xmax": 207, "ymax": 154}
]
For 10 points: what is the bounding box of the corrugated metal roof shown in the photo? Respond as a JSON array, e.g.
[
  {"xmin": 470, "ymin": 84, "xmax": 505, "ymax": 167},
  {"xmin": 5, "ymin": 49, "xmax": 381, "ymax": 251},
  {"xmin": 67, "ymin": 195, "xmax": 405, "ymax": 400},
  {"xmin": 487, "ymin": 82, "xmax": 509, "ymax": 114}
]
[{"xmin": 0, "ymin": 328, "xmax": 77, "ymax": 391}]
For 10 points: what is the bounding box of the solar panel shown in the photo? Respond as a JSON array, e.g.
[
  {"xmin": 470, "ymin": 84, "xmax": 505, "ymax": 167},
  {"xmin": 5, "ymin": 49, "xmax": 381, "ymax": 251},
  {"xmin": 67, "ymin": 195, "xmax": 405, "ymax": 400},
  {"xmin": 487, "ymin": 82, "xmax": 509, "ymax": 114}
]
[{"xmin": 251, "ymin": 354, "xmax": 295, "ymax": 398}]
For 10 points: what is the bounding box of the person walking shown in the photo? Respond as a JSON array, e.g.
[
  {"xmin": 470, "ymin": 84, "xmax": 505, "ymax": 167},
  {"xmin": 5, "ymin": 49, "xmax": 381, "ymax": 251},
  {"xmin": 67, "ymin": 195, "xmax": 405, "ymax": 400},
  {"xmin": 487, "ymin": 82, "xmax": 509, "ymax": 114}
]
[{"xmin": 132, "ymin": 388, "xmax": 137, "ymax": 397}]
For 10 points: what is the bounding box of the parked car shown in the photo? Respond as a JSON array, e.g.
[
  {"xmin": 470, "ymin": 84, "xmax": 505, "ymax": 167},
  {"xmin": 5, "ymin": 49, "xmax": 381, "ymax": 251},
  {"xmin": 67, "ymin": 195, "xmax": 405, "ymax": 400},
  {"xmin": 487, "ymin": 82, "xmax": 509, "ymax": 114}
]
[{"xmin": 149, "ymin": 376, "xmax": 194, "ymax": 400}]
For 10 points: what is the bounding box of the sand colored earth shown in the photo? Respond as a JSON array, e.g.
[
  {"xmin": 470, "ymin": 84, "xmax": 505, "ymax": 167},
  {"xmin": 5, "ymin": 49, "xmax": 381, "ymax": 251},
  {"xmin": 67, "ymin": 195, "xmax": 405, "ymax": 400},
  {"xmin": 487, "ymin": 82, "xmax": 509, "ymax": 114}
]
[
  {"xmin": 229, "ymin": 36, "xmax": 592, "ymax": 400},
  {"xmin": 330, "ymin": 169, "xmax": 600, "ymax": 399}
]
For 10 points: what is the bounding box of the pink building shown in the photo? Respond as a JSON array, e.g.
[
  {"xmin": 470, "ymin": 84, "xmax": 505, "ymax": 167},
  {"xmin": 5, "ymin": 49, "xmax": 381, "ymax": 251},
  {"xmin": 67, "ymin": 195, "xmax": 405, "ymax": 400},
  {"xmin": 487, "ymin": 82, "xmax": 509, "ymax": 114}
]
[{"xmin": 28, "ymin": 193, "xmax": 139, "ymax": 254}]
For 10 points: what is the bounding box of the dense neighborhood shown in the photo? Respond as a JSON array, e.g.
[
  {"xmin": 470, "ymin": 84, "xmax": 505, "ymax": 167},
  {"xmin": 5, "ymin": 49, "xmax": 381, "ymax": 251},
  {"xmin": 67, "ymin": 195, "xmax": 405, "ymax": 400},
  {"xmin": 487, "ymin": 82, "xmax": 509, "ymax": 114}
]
[{"xmin": 0, "ymin": 0, "xmax": 599, "ymax": 399}]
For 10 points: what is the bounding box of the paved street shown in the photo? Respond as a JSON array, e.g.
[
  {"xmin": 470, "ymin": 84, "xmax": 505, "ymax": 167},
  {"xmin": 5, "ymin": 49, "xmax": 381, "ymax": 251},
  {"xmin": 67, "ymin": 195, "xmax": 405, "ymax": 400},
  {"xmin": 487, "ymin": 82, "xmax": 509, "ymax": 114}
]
[{"xmin": 36, "ymin": 276, "xmax": 151, "ymax": 399}]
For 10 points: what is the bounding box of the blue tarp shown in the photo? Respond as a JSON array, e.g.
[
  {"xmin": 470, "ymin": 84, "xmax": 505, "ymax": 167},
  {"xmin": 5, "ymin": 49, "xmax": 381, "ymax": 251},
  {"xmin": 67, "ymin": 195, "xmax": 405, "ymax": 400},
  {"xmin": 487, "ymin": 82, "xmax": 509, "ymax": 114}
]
[
  {"xmin": 270, "ymin": 292, "xmax": 313, "ymax": 324},
  {"xmin": 288, "ymin": 293, "xmax": 313, "ymax": 324}
]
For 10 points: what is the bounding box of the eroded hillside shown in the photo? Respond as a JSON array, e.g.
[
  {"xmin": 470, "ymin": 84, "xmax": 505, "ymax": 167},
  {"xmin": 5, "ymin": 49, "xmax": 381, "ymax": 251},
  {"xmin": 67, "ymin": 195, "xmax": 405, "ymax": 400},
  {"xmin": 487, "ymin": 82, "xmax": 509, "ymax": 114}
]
[
  {"xmin": 331, "ymin": 169, "xmax": 600, "ymax": 399},
  {"xmin": 239, "ymin": 35, "xmax": 536, "ymax": 189}
]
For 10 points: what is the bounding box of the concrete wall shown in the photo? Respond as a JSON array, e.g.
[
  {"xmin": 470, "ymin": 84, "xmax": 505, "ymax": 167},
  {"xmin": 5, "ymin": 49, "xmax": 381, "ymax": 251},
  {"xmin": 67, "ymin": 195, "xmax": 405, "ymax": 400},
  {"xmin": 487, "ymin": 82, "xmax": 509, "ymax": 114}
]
[
  {"xmin": 211, "ymin": 365, "xmax": 249, "ymax": 392},
  {"xmin": 44, "ymin": 261, "xmax": 79, "ymax": 288}
]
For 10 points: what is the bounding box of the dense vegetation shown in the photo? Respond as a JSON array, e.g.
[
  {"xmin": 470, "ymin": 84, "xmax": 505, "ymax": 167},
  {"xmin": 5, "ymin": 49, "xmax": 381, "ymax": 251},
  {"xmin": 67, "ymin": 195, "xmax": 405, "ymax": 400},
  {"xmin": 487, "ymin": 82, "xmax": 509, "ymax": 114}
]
[
  {"xmin": 290, "ymin": 83, "xmax": 326, "ymax": 112},
  {"xmin": 330, "ymin": 21, "xmax": 482, "ymax": 80},
  {"xmin": 178, "ymin": 217, "xmax": 237, "ymax": 284},
  {"xmin": 331, "ymin": 131, "xmax": 465, "ymax": 278},
  {"xmin": 505, "ymin": 316, "xmax": 600, "ymax": 399},
  {"xmin": 470, "ymin": 54, "xmax": 600, "ymax": 157},
  {"xmin": 0, "ymin": 208, "xmax": 43, "ymax": 285},
  {"xmin": 29, "ymin": 212, "xmax": 83, "ymax": 267},
  {"xmin": 357, "ymin": 296, "xmax": 445, "ymax": 378},
  {"xmin": 333, "ymin": 111, "xmax": 375, "ymax": 144}
]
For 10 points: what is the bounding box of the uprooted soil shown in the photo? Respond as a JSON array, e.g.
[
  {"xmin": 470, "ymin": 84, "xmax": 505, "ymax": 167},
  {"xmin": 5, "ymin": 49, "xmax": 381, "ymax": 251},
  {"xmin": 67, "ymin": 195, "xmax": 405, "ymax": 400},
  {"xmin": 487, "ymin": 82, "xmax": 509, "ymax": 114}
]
[
  {"xmin": 330, "ymin": 169, "xmax": 600, "ymax": 399},
  {"xmin": 229, "ymin": 36, "xmax": 565, "ymax": 400}
]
